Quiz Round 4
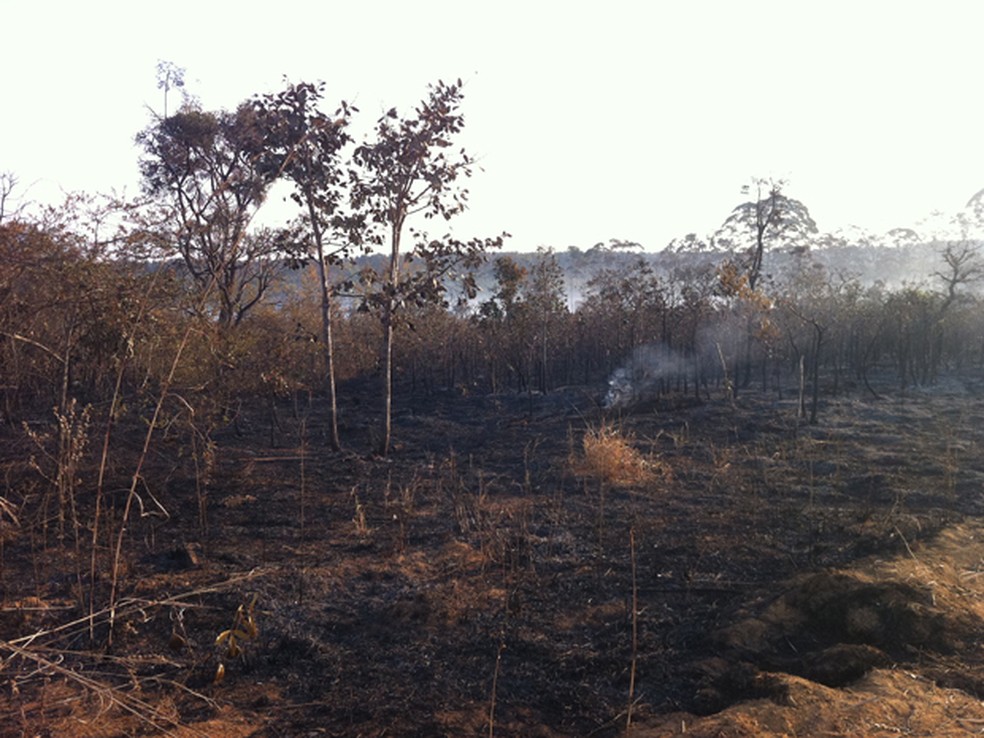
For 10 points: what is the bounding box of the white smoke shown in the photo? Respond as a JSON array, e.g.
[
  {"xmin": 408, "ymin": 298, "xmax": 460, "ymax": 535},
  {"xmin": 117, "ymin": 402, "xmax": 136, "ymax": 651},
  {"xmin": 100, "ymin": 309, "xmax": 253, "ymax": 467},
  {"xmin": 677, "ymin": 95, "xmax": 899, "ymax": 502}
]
[{"xmin": 604, "ymin": 344, "xmax": 690, "ymax": 409}]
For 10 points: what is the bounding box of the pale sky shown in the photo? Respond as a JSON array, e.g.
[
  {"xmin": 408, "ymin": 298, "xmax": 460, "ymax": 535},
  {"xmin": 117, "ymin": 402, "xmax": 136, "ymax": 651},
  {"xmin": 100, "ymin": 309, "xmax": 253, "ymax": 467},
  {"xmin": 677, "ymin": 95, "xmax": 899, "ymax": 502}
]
[{"xmin": 3, "ymin": 1, "xmax": 983, "ymax": 250}]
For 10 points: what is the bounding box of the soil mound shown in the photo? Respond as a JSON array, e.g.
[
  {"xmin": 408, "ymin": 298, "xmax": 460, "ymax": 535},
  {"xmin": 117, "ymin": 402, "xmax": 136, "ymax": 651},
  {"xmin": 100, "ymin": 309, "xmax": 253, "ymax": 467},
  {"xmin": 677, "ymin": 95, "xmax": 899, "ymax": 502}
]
[
  {"xmin": 635, "ymin": 670, "xmax": 984, "ymax": 738},
  {"xmin": 639, "ymin": 521, "xmax": 984, "ymax": 733},
  {"xmin": 720, "ymin": 568, "xmax": 980, "ymax": 684}
]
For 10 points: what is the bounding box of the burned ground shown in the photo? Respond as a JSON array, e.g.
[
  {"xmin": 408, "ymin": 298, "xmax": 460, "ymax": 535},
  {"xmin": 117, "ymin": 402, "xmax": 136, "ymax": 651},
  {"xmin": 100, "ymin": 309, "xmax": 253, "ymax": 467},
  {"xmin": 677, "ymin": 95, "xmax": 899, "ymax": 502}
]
[{"xmin": 2, "ymin": 374, "xmax": 984, "ymax": 737}]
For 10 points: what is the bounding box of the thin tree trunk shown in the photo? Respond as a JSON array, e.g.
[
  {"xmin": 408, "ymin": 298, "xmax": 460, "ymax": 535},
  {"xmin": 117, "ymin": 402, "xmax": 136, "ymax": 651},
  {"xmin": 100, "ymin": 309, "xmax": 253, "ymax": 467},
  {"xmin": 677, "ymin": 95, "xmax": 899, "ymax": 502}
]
[
  {"xmin": 381, "ymin": 313, "xmax": 393, "ymax": 455},
  {"xmin": 541, "ymin": 313, "xmax": 548, "ymax": 394},
  {"xmin": 798, "ymin": 354, "xmax": 806, "ymax": 419},
  {"xmin": 319, "ymin": 259, "xmax": 341, "ymax": 450},
  {"xmin": 379, "ymin": 220, "xmax": 402, "ymax": 456},
  {"xmin": 810, "ymin": 325, "xmax": 823, "ymax": 425},
  {"xmin": 307, "ymin": 195, "xmax": 341, "ymax": 451}
]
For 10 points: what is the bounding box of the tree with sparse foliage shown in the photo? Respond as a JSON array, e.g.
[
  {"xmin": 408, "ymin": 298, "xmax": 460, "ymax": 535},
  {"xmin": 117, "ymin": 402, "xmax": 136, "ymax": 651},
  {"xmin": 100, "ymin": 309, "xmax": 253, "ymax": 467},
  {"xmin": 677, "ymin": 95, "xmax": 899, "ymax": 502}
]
[
  {"xmin": 350, "ymin": 80, "xmax": 504, "ymax": 455},
  {"xmin": 137, "ymin": 100, "xmax": 286, "ymax": 332},
  {"xmin": 715, "ymin": 179, "xmax": 817, "ymax": 291},
  {"xmin": 155, "ymin": 60, "xmax": 188, "ymax": 118},
  {"xmin": 521, "ymin": 248, "xmax": 568, "ymax": 393},
  {"xmin": 935, "ymin": 241, "xmax": 984, "ymax": 312},
  {"xmin": 255, "ymin": 80, "xmax": 356, "ymax": 450},
  {"xmin": 0, "ymin": 172, "xmax": 25, "ymax": 224}
]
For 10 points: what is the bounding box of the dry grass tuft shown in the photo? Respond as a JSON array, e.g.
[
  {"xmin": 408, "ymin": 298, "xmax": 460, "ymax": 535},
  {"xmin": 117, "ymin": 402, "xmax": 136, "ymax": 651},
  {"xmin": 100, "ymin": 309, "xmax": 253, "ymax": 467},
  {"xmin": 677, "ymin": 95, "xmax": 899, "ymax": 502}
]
[{"xmin": 576, "ymin": 423, "xmax": 659, "ymax": 487}]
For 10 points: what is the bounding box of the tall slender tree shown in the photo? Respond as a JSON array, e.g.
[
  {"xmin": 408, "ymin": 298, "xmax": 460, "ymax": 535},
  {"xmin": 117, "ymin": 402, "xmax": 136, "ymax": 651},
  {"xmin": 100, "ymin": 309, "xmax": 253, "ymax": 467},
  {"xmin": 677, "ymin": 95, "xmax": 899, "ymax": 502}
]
[
  {"xmin": 351, "ymin": 80, "xmax": 503, "ymax": 455},
  {"xmin": 256, "ymin": 81, "xmax": 355, "ymax": 450}
]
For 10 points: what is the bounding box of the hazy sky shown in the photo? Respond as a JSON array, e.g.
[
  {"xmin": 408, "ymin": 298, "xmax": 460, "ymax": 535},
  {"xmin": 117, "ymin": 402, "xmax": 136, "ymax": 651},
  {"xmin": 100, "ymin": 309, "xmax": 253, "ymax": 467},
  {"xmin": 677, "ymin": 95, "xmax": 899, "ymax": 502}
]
[{"xmin": 3, "ymin": 1, "xmax": 983, "ymax": 250}]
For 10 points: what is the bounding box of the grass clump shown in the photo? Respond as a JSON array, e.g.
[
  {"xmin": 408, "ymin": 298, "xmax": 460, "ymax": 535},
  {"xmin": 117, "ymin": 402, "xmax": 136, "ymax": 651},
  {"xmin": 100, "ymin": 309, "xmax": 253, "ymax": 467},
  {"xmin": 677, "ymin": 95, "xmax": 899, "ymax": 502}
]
[{"xmin": 576, "ymin": 423, "xmax": 653, "ymax": 487}]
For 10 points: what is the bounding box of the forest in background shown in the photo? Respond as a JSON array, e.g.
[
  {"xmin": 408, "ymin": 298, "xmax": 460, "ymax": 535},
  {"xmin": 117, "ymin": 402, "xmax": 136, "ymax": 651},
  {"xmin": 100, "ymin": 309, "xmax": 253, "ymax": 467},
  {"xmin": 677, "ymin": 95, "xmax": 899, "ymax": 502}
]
[{"xmin": 4, "ymin": 199, "xmax": 983, "ymax": 430}]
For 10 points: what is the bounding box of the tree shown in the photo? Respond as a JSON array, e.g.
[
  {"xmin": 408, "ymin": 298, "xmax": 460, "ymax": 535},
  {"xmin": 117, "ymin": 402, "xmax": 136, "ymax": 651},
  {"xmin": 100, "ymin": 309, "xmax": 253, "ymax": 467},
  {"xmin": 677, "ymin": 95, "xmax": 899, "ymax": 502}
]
[
  {"xmin": 351, "ymin": 80, "xmax": 504, "ymax": 455},
  {"xmin": 136, "ymin": 101, "xmax": 286, "ymax": 332},
  {"xmin": 777, "ymin": 260, "xmax": 838, "ymax": 423},
  {"xmin": 584, "ymin": 257, "xmax": 666, "ymax": 351},
  {"xmin": 714, "ymin": 179, "xmax": 817, "ymax": 291},
  {"xmin": 884, "ymin": 287, "xmax": 940, "ymax": 387},
  {"xmin": 521, "ymin": 248, "xmax": 568, "ymax": 393},
  {"xmin": 927, "ymin": 241, "xmax": 984, "ymax": 377},
  {"xmin": 934, "ymin": 241, "xmax": 984, "ymax": 313},
  {"xmin": 0, "ymin": 172, "xmax": 26, "ymax": 224},
  {"xmin": 665, "ymin": 232, "xmax": 711, "ymax": 254},
  {"xmin": 255, "ymin": 81, "xmax": 355, "ymax": 450},
  {"xmin": 476, "ymin": 256, "xmax": 528, "ymax": 391},
  {"xmin": 480, "ymin": 256, "xmax": 527, "ymax": 322},
  {"xmin": 155, "ymin": 60, "xmax": 188, "ymax": 119},
  {"xmin": 712, "ymin": 180, "xmax": 817, "ymax": 393}
]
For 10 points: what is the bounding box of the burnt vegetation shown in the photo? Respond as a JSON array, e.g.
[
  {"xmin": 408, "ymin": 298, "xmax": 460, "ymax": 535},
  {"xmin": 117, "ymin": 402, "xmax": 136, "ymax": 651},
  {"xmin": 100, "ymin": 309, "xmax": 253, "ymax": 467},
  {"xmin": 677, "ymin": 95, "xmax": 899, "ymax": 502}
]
[{"xmin": 2, "ymin": 77, "xmax": 984, "ymax": 737}]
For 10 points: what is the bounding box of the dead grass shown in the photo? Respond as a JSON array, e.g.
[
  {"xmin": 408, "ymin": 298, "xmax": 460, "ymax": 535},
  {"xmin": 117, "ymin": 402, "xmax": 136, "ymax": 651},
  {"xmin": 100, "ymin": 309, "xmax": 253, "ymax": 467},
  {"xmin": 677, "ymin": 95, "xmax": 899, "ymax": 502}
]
[
  {"xmin": 575, "ymin": 423, "xmax": 657, "ymax": 487},
  {"xmin": 635, "ymin": 669, "xmax": 984, "ymax": 738}
]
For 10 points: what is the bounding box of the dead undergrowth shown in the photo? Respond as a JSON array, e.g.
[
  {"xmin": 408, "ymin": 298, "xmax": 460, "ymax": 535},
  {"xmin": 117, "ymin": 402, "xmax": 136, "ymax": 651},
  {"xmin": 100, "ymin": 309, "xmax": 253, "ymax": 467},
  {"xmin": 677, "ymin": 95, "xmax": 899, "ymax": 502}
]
[{"xmin": 576, "ymin": 422, "xmax": 652, "ymax": 488}]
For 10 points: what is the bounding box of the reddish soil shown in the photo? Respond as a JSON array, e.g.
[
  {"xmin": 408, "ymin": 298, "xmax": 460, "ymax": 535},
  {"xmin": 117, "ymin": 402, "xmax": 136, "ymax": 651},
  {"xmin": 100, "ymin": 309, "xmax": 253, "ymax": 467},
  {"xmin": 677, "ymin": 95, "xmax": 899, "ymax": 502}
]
[{"xmin": 2, "ymin": 374, "xmax": 984, "ymax": 736}]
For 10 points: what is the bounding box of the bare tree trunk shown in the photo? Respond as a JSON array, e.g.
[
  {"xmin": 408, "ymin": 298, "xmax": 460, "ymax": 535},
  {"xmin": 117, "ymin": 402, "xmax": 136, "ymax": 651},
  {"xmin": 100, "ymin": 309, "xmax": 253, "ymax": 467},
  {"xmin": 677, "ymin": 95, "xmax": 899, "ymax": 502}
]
[
  {"xmin": 307, "ymin": 194, "xmax": 341, "ymax": 451},
  {"xmin": 381, "ymin": 312, "xmax": 394, "ymax": 455},
  {"xmin": 798, "ymin": 354, "xmax": 806, "ymax": 419},
  {"xmin": 318, "ymin": 257, "xmax": 341, "ymax": 451},
  {"xmin": 810, "ymin": 324, "xmax": 823, "ymax": 425},
  {"xmin": 379, "ymin": 221, "xmax": 402, "ymax": 456},
  {"xmin": 540, "ymin": 313, "xmax": 549, "ymax": 394}
]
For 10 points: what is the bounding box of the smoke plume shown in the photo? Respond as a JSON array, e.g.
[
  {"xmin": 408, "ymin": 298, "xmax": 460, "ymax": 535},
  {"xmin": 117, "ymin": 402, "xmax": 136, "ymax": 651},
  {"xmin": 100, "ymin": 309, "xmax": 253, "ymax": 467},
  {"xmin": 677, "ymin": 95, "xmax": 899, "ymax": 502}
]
[{"xmin": 604, "ymin": 343, "xmax": 690, "ymax": 409}]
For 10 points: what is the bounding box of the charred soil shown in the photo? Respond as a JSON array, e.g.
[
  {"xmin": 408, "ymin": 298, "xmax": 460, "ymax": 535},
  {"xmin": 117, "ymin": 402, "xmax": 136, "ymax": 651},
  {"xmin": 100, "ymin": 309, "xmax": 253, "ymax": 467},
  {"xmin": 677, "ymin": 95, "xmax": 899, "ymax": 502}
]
[{"xmin": 2, "ymin": 375, "xmax": 984, "ymax": 736}]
